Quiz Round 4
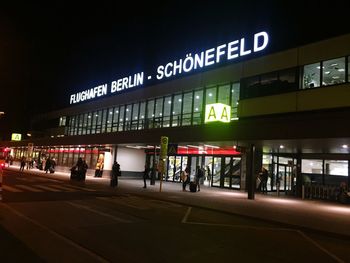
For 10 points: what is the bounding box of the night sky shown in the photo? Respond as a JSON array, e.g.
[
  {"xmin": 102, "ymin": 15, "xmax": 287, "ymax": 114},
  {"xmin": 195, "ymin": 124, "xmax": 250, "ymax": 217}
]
[{"xmin": 0, "ymin": 1, "xmax": 349, "ymax": 139}]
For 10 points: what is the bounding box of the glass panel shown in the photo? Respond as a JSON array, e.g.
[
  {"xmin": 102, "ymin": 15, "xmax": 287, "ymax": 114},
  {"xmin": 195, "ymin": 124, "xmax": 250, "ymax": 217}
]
[
  {"xmin": 168, "ymin": 156, "xmax": 175, "ymax": 181},
  {"xmin": 163, "ymin": 96, "xmax": 172, "ymax": 128},
  {"xmin": 302, "ymin": 159, "xmax": 323, "ymax": 184},
  {"xmin": 81, "ymin": 114, "xmax": 87, "ymax": 135},
  {"xmin": 224, "ymin": 157, "xmax": 231, "ymax": 187},
  {"xmin": 279, "ymin": 68, "xmax": 297, "ymax": 91},
  {"xmin": 324, "ymin": 160, "xmax": 348, "ymax": 186},
  {"xmin": 204, "ymin": 156, "xmax": 213, "ymax": 186},
  {"xmin": 118, "ymin": 106, "xmax": 125, "ymax": 131},
  {"xmin": 131, "ymin": 102, "xmax": 139, "ymax": 130},
  {"xmin": 139, "ymin": 102, "xmax": 146, "ymax": 130},
  {"xmin": 174, "ymin": 156, "xmax": 182, "ymax": 182},
  {"xmin": 112, "ymin": 107, "xmax": 119, "ymax": 132},
  {"xmin": 231, "ymin": 82, "xmax": 240, "ymax": 119},
  {"xmin": 303, "ymin": 62, "xmax": 320, "ymax": 89},
  {"xmin": 206, "ymin": 87, "xmax": 217, "ymax": 104},
  {"xmin": 182, "ymin": 92, "xmax": 193, "ymax": 126},
  {"xmin": 106, "ymin": 109, "xmax": 113, "ymax": 132},
  {"xmin": 218, "ymin": 84, "xmax": 230, "ymax": 105},
  {"xmin": 124, "ymin": 104, "xmax": 132, "ymax": 131},
  {"xmin": 86, "ymin": 113, "xmax": 92, "ymax": 135},
  {"xmin": 146, "ymin": 100, "xmax": 155, "ymax": 129},
  {"xmin": 190, "ymin": 156, "xmax": 197, "ymax": 182},
  {"xmin": 231, "ymin": 157, "xmax": 241, "ymax": 189},
  {"xmin": 322, "ymin": 57, "xmax": 346, "ymax": 86},
  {"xmin": 193, "ymin": 90, "xmax": 203, "ymax": 125},
  {"xmin": 212, "ymin": 157, "xmax": 221, "ymax": 187},
  {"xmin": 171, "ymin": 94, "xmax": 182, "ymax": 127},
  {"xmin": 101, "ymin": 109, "xmax": 107, "ymax": 133},
  {"xmin": 95, "ymin": 110, "xmax": 102, "ymax": 134},
  {"xmin": 154, "ymin": 98, "xmax": 163, "ymax": 128}
]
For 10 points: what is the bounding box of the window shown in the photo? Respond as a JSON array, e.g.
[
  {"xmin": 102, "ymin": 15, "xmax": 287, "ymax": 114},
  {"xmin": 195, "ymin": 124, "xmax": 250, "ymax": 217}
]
[
  {"xmin": 324, "ymin": 160, "xmax": 347, "ymax": 176},
  {"xmin": 218, "ymin": 84, "xmax": 230, "ymax": 105},
  {"xmin": 112, "ymin": 107, "xmax": 119, "ymax": 132},
  {"xmin": 231, "ymin": 83, "xmax": 240, "ymax": 119},
  {"xmin": 182, "ymin": 92, "xmax": 193, "ymax": 126},
  {"xmin": 163, "ymin": 96, "xmax": 172, "ymax": 127},
  {"xmin": 322, "ymin": 57, "xmax": 346, "ymax": 86},
  {"xmin": 139, "ymin": 102, "xmax": 146, "ymax": 130},
  {"xmin": 193, "ymin": 90, "xmax": 203, "ymax": 125},
  {"xmin": 124, "ymin": 104, "xmax": 132, "ymax": 131},
  {"xmin": 106, "ymin": 108, "xmax": 113, "ymax": 132},
  {"xmin": 303, "ymin": 62, "xmax": 320, "ymax": 89},
  {"xmin": 302, "ymin": 159, "xmax": 322, "ymax": 174},
  {"xmin": 146, "ymin": 100, "xmax": 155, "ymax": 129},
  {"xmin": 172, "ymin": 94, "xmax": 182, "ymax": 127},
  {"xmin": 206, "ymin": 87, "xmax": 217, "ymax": 104},
  {"xmin": 131, "ymin": 102, "xmax": 139, "ymax": 130},
  {"xmin": 59, "ymin": 116, "xmax": 66, "ymax": 126},
  {"xmin": 154, "ymin": 98, "xmax": 163, "ymax": 128},
  {"xmin": 118, "ymin": 106, "xmax": 125, "ymax": 131}
]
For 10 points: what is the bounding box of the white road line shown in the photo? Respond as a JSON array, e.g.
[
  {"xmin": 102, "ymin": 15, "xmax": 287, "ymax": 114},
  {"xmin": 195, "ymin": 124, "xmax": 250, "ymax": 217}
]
[
  {"xmin": 97, "ymin": 197, "xmax": 148, "ymax": 210},
  {"xmin": 16, "ymin": 185, "xmax": 43, "ymax": 192},
  {"xmin": 34, "ymin": 185, "xmax": 61, "ymax": 192},
  {"xmin": 0, "ymin": 203, "xmax": 108, "ymax": 263},
  {"xmin": 2, "ymin": 185, "xmax": 23, "ymax": 192},
  {"xmin": 181, "ymin": 207, "xmax": 192, "ymax": 223},
  {"xmin": 297, "ymin": 230, "xmax": 345, "ymax": 263},
  {"xmin": 48, "ymin": 185, "xmax": 76, "ymax": 192},
  {"xmin": 65, "ymin": 185, "xmax": 96, "ymax": 192},
  {"xmin": 66, "ymin": 201, "xmax": 132, "ymax": 223}
]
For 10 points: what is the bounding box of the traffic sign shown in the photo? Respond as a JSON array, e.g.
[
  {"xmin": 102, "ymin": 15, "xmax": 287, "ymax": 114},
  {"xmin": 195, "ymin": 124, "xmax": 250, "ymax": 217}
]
[
  {"xmin": 160, "ymin": 136, "xmax": 168, "ymax": 159},
  {"xmin": 167, "ymin": 144, "xmax": 178, "ymax": 155}
]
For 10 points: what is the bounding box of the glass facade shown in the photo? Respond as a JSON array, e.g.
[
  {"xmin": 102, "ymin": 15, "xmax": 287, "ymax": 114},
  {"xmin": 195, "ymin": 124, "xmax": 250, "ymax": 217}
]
[{"xmin": 66, "ymin": 83, "xmax": 240, "ymax": 136}]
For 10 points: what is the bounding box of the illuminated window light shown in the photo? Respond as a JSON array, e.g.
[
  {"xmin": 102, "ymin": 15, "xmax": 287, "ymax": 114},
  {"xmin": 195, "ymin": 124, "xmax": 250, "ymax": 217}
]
[
  {"xmin": 115, "ymin": 111, "xmax": 119, "ymax": 113},
  {"xmin": 159, "ymin": 113, "xmax": 162, "ymax": 116},
  {"xmin": 331, "ymin": 63, "xmax": 338, "ymax": 66},
  {"xmin": 208, "ymin": 93, "xmax": 212, "ymax": 97},
  {"xmin": 152, "ymin": 114, "xmax": 154, "ymax": 117},
  {"xmin": 338, "ymin": 69, "xmax": 345, "ymax": 72},
  {"xmin": 342, "ymin": 144, "xmax": 348, "ymax": 149},
  {"xmin": 168, "ymin": 100, "xmax": 171, "ymax": 104},
  {"xmin": 88, "ymin": 116, "xmax": 91, "ymax": 118},
  {"xmin": 196, "ymin": 95, "xmax": 200, "ymax": 99},
  {"xmin": 279, "ymin": 145, "xmax": 284, "ymax": 149},
  {"xmin": 109, "ymin": 112, "xmax": 113, "ymax": 114},
  {"xmin": 178, "ymin": 99, "xmax": 182, "ymax": 102},
  {"xmin": 126, "ymin": 109, "xmax": 129, "ymax": 111},
  {"xmin": 141, "ymin": 116, "xmax": 144, "ymax": 118},
  {"xmin": 325, "ymin": 71, "xmax": 330, "ymax": 75},
  {"xmin": 195, "ymin": 108, "xmax": 198, "ymax": 111}
]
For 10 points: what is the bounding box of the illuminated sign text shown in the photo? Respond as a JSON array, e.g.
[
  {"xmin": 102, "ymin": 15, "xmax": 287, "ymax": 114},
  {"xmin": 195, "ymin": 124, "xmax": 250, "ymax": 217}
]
[{"xmin": 205, "ymin": 103, "xmax": 231, "ymax": 123}]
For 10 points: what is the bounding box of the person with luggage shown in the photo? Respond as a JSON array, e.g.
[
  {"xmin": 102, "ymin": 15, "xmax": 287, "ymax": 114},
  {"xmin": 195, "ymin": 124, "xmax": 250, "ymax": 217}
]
[
  {"xmin": 111, "ymin": 161, "xmax": 120, "ymax": 187},
  {"xmin": 182, "ymin": 166, "xmax": 190, "ymax": 191}
]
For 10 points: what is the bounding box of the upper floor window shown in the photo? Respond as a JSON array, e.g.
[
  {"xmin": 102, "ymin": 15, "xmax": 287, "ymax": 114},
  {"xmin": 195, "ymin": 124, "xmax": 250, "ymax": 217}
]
[
  {"xmin": 59, "ymin": 116, "xmax": 66, "ymax": 126},
  {"xmin": 322, "ymin": 57, "xmax": 346, "ymax": 86},
  {"xmin": 303, "ymin": 63, "xmax": 320, "ymax": 89}
]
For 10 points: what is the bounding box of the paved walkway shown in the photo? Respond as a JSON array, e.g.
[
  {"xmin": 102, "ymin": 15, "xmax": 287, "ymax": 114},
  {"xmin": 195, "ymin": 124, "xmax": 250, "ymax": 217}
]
[{"xmin": 2, "ymin": 166, "xmax": 350, "ymax": 238}]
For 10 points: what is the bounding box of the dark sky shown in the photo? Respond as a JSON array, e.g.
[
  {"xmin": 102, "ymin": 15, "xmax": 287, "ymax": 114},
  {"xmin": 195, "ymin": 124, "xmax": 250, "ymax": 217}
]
[{"xmin": 0, "ymin": 1, "xmax": 349, "ymax": 139}]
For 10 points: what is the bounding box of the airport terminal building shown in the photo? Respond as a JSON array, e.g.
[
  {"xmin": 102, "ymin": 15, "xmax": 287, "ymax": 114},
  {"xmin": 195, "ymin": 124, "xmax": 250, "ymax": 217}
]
[{"xmin": 2, "ymin": 31, "xmax": 350, "ymax": 199}]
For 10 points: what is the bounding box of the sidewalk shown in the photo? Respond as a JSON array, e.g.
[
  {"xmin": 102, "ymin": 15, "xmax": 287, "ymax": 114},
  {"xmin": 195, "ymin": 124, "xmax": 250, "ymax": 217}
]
[{"xmin": 3, "ymin": 166, "xmax": 350, "ymax": 238}]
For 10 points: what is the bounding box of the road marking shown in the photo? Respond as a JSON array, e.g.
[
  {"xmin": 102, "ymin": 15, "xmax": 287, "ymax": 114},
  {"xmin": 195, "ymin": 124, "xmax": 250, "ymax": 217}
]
[
  {"xmin": 66, "ymin": 185, "xmax": 96, "ymax": 192},
  {"xmin": 182, "ymin": 207, "xmax": 192, "ymax": 223},
  {"xmin": 34, "ymin": 185, "xmax": 61, "ymax": 192},
  {"xmin": 16, "ymin": 185, "xmax": 43, "ymax": 192},
  {"xmin": 297, "ymin": 230, "xmax": 345, "ymax": 263},
  {"xmin": 3, "ymin": 185, "xmax": 23, "ymax": 192},
  {"xmin": 48, "ymin": 185, "xmax": 76, "ymax": 192},
  {"xmin": 97, "ymin": 196, "xmax": 148, "ymax": 210},
  {"xmin": 66, "ymin": 201, "xmax": 132, "ymax": 223},
  {"xmin": 0, "ymin": 203, "xmax": 109, "ymax": 263}
]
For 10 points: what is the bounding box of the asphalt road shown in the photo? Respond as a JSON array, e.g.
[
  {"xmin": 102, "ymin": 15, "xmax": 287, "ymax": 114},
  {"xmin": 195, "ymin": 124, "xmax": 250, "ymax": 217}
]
[{"xmin": 0, "ymin": 170, "xmax": 349, "ymax": 263}]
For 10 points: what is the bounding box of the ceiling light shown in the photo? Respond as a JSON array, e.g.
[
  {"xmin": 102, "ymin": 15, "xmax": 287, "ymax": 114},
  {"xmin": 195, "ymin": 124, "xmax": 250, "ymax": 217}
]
[
  {"xmin": 279, "ymin": 145, "xmax": 284, "ymax": 149},
  {"xmin": 342, "ymin": 144, "xmax": 348, "ymax": 149}
]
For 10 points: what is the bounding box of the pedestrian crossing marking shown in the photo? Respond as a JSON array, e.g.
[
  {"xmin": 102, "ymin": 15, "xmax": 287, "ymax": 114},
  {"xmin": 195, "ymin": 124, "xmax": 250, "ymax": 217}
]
[
  {"xmin": 16, "ymin": 185, "xmax": 44, "ymax": 192},
  {"xmin": 34, "ymin": 185, "xmax": 61, "ymax": 192},
  {"xmin": 3, "ymin": 185, "xmax": 23, "ymax": 192}
]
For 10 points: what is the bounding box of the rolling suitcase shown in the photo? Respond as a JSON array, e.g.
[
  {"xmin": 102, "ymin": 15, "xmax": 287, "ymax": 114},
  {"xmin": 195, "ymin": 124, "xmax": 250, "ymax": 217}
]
[{"xmin": 190, "ymin": 182, "xmax": 197, "ymax": 192}]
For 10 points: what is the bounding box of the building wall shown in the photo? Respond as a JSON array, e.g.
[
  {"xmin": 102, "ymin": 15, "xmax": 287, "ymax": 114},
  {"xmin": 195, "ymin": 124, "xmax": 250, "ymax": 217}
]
[{"xmin": 116, "ymin": 147, "xmax": 146, "ymax": 173}]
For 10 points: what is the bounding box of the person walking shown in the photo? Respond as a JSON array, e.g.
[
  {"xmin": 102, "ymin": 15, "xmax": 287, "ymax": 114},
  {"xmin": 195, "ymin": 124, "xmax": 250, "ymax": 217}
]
[
  {"xmin": 111, "ymin": 161, "xmax": 120, "ymax": 187},
  {"xmin": 19, "ymin": 156, "xmax": 26, "ymax": 171},
  {"xmin": 182, "ymin": 166, "xmax": 190, "ymax": 191},
  {"xmin": 260, "ymin": 167, "xmax": 269, "ymax": 194},
  {"xmin": 196, "ymin": 166, "xmax": 204, "ymax": 192},
  {"xmin": 143, "ymin": 164, "xmax": 150, "ymax": 188}
]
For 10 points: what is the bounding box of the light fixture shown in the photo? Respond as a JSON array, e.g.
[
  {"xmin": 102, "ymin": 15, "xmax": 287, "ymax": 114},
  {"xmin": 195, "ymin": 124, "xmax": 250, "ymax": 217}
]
[
  {"xmin": 342, "ymin": 144, "xmax": 348, "ymax": 149},
  {"xmin": 279, "ymin": 145, "xmax": 284, "ymax": 149}
]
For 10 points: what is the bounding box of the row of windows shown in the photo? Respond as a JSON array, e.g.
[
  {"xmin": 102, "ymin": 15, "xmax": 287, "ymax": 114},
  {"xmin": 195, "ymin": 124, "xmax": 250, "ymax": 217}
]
[
  {"xmin": 241, "ymin": 55, "xmax": 350, "ymax": 99},
  {"xmin": 64, "ymin": 55, "xmax": 350, "ymax": 136},
  {"xmin": 66, "ymin": 83, "xmax": 240, "ymax": 136}
]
